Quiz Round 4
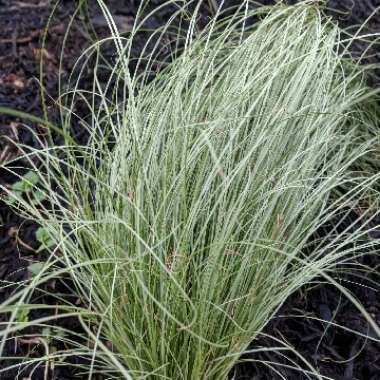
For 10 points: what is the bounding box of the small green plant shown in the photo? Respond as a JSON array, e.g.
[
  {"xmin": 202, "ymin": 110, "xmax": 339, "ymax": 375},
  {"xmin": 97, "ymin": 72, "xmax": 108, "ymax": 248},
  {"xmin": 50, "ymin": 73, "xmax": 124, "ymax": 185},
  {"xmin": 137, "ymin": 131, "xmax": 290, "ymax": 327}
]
[
  {"xmin": 12, "ymin": 171, "xmax": 39, "ymax": 191},
  {"xmin": 7, "ymin": 170, "xmax": 46, "ymax": 205},
  {"xmin": 15, "ymin": 308, "xmax": 29, "ymax": 324},
  {"xmin": 28, "ymin": 262, "xmax": 45, "ymax": 277},
  {"xmin": 35, "ymin": 227, "xmax": 55, "ymax": 251}
]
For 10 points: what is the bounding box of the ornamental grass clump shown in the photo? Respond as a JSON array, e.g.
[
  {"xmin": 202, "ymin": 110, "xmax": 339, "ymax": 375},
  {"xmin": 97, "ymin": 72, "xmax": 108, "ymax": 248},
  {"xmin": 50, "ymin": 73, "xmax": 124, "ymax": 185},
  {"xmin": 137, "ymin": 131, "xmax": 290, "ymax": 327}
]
[{"xmin": 1, "ymin": 1, "xmax": 380, "ymax": 378}]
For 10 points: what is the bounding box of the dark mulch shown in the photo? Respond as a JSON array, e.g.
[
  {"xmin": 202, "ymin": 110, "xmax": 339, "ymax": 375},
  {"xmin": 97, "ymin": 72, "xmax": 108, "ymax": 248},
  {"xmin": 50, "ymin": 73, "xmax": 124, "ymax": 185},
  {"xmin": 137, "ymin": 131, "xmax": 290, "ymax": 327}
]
[{"xmin": 0, "ymin": 1, "xmax": 379, "ymax": 379}]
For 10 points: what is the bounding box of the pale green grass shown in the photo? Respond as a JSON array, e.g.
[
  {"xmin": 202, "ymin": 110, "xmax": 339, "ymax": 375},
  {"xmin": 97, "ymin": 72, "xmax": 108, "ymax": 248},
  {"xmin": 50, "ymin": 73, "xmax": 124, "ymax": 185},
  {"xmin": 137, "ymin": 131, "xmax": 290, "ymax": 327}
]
[{"xmin": 0, "ymin": 1, "xmax": 380, "ymax": 379}]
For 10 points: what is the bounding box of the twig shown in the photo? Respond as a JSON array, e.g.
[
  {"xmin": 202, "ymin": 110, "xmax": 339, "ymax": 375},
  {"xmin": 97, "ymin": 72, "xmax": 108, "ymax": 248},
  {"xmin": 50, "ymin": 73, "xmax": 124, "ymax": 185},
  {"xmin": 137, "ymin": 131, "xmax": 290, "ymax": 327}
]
[
  {"xmin": 0, "ymin": 30, "xmax": 41, "ymax": 45},
  {"xmin": 0, "ymin": 1, "xmax": 50, "ymax": 12}
]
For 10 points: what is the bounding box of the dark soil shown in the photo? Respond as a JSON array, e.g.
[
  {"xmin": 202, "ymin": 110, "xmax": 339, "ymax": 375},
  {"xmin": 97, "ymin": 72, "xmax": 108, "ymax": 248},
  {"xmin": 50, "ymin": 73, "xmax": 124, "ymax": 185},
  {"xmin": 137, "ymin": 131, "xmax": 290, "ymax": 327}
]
[{"xmin": 0, "ymin": 1, "xmax": 379, "ymax": 379}]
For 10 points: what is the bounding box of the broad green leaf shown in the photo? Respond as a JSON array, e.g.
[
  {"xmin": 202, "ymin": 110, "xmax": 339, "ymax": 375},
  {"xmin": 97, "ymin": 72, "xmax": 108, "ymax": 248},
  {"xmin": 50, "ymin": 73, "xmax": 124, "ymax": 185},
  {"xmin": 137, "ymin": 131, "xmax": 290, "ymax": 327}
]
[
  {"xmin": 32, "ymin": 190, "xmax": 47, "ymax": 204},
  {"xmin": 6, "ymin": 191, "xmax": 22, "ymax": 205},
  {"xmin": 28, "ymin": 262, "xmax": 44, "ymax": 276},
  {"xmin": 23, "ymin": 171, "xmax": 40, "ymax": 185},
  {"xmin": 11, "ymin": 171, "xmax": 40, "ymax": 193},
  {"xmin": 36, "ymin": 227, "xmax": 55, "ymax": 249}
]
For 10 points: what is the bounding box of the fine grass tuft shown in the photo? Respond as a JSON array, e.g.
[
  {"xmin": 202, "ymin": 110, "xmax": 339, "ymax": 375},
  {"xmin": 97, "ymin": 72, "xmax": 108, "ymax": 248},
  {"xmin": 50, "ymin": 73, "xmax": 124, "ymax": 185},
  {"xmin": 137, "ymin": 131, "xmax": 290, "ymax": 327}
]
[{"xmin": 1, "ymin": 1, "xmax": 380, "ymax": 378}]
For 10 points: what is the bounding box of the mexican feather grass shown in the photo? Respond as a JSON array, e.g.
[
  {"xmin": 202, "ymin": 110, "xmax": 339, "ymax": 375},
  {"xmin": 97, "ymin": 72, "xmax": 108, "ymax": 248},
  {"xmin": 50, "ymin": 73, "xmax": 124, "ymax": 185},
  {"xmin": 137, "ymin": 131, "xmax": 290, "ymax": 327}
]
[{"xmin": 1, "ymin": 1, "xmax": 380, "ymax": 378}]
